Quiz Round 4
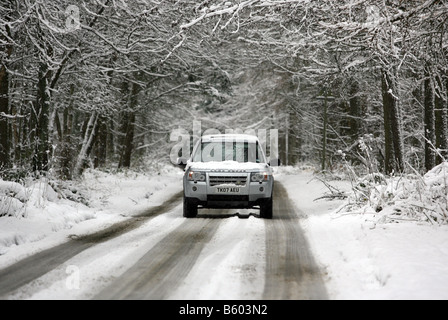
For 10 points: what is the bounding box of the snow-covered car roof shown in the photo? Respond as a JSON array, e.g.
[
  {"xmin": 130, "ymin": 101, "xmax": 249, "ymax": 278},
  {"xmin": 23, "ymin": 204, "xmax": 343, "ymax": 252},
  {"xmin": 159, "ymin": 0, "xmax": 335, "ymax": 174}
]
[{"xmin": 200, "ymin": 134, "xmax": 259, "ymax": 143}]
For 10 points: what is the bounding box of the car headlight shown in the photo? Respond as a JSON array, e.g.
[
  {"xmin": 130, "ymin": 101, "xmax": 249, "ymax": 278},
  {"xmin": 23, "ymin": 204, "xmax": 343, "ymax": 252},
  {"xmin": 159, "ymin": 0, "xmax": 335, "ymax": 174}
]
[
  {"xmin": 250, "ymin": 171, "xmax": 269, "ymax": 183},
  {"xmin": 188, "ymin": 171, "xmax": 206, "ymax": 182}
]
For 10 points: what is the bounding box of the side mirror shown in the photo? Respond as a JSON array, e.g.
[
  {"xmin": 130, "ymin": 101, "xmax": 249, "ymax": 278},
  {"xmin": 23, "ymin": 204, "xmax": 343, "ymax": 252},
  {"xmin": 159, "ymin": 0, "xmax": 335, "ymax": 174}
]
[
  {"xmin": 176, "ymin": 157, "xmax": 188, "ymax": 170},
  {"xmin": 268, "ymin": 158, "xmax": 281, "ymax": 167}
]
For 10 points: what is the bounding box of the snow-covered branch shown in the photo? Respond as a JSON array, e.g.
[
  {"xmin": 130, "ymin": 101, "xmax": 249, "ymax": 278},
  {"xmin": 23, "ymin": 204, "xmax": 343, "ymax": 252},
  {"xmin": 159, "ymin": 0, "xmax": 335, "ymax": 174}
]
[{"xmin": 181, "ymin": 0, "xmax": 261, "ymax": 29}]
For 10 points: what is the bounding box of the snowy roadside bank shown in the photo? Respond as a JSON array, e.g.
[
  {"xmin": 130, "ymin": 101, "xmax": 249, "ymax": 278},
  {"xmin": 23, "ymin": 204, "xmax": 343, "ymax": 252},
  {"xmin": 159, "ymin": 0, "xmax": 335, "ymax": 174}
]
[
  {"xmin": 0, "ymin": 166, "xmax": 184, "ymax": 270},
  {"xmin": 277, "ymin": 166, "xmax": 448, "ymax": 300}
]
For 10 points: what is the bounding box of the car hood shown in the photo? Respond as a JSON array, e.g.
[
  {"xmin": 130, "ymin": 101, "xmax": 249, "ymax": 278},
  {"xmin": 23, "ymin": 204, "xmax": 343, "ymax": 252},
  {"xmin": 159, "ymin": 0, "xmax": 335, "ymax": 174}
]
[{"xmin": 186, "ymin": 161, "xmax": 269, "ymax": 172}]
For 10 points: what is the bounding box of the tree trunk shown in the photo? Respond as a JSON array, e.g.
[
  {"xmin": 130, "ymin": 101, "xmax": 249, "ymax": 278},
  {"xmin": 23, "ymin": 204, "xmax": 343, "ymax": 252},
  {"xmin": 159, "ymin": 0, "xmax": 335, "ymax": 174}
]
[
  {"xmin": 424, "ymin": 64, "xmax": 436, "ymax": 171},
  {"xmin": 31, "ymin": 61, "xmax": 52, "ymax": 173},
  {"xmin": 434, "ymin": 73, "xmax": 448, "ymax": 163},
  {"xmin": 73, "ymin": 112, "xmax": 99, "ymax": 178},
  {"xmin": 321, "ymin": 92, "xmax": 328, "ymax": 171},
  {"xmin": 382, "ymin": 69, "xmax": 404, "ymax": 174},
  {"xmin": 94, "ymin": 116, "xmax": 108, "ymax": 168},
  {"xmin": 0, "ymin": 62, "xmax": 9, "ymax": 169},
  {"xmin": 59, "ymin": 107, "xmax": 74, "ymax": 180},
  {"xmin": 0, "ymin": 24, "xmax": 12, "ymax": 169},
  {"xmin": 119, "ymin": 111, "xmax": 136, "ymax": 168},
  {"xmin": 94, "ymin": 56, "xmax": 117, "ymax": 169},
  {"xmin": 349, "ymin": 80, "xmax": 362, "ymax": 141},
  {"xmin": 119, "ymin": 81, "xmax": 139, "ymax": 168},
  {"xmin": 382, "ymin": 71, "xmax": 396, "ymax": 175}
]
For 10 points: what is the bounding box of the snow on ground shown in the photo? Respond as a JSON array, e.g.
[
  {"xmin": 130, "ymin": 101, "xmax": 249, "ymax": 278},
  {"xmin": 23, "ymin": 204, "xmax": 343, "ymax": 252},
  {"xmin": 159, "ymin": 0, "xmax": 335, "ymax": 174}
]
[
  {"xmin": 170, "ymin": 215, "xmax": 266, "ymax": 300},
  {"xmin": 277, "ymin": 165, "xmax": 448, "ymax": 300},
  {"xmin": 0, "ymin": 165, "xmax": 184, "ymax": 270},
  {"xmin": 1, "ymin": 163, "xmax": 448, "ymax": 299}
]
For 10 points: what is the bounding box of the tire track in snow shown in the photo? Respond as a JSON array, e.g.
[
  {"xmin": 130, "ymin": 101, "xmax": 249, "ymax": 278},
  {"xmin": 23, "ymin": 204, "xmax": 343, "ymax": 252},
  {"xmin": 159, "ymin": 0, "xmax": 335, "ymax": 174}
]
[
  {"xmin": 94, "ymin": 218, "xmax": 222, "ymax": 300},
  {"xmin": 263, "ymin": 182, "xmax": 328, "ymax": 300},
  {"xmin": 0, "ymin": 191, "xmax": 183, "ymax": 298}
]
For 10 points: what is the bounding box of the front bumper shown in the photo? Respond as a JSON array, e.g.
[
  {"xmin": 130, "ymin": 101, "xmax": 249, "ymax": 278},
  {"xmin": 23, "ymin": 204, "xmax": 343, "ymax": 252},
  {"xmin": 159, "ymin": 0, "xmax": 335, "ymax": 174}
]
[{"xmin": 184, "ymin": 172, "xmax": 273, "ymax": 208}]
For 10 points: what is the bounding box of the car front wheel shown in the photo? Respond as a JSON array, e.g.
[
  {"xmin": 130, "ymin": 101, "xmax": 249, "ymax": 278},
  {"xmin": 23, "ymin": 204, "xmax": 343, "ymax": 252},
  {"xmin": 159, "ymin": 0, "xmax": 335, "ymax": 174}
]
[
  {"xmin": 260, "ymin": 197, "xmax": 273, "ymax": 219},
  {"xmin": 183, "ymin": 196, "xmax": 198, "ymax": 218}
]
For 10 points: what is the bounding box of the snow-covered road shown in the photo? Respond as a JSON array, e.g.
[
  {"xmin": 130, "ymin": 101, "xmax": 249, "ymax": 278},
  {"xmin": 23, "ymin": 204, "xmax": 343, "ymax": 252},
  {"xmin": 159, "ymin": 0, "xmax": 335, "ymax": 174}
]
[
  {"xmin": 0, "ymin": 181, "xmax": 327, "ymax": 300},
  {"xmin": 2, "ymin": 166, "xmax": 448, "ymax": 300}
]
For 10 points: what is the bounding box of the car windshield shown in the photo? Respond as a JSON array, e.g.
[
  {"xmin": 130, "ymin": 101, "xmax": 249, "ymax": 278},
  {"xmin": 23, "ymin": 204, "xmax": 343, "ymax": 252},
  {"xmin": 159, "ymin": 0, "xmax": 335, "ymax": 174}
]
[{"xmin": 192, "ymin": 140, "xmax": 265, "ymax": 163}]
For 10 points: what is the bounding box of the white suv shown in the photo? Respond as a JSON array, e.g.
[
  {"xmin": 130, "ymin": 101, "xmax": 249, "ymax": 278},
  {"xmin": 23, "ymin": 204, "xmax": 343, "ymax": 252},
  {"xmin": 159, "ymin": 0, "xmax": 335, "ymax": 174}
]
[{"xmin": 178, "ymin": 134, "xmax": 277, "ymax": 219}]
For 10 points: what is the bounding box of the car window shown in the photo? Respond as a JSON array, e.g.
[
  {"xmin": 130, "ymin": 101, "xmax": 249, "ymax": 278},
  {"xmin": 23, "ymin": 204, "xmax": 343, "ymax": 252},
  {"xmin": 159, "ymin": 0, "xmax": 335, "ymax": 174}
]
[{"xmin": 192, "ymin": 141, "xmax": 264, "ymax": 163}]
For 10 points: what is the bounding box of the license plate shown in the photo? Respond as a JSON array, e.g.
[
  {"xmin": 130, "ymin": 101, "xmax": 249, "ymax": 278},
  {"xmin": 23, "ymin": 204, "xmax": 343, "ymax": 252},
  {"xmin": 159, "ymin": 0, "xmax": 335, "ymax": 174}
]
[{"xmin": 216, "ymin": 187, "xmax": 240, "ymax": 193}]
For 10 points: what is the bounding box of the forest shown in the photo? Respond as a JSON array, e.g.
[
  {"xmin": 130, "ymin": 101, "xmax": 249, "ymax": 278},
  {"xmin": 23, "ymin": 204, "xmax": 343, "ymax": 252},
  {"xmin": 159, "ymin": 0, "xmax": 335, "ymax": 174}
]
[{"xmin": 1, "ymin": 0, "xmax": 447, "ymax": 182}]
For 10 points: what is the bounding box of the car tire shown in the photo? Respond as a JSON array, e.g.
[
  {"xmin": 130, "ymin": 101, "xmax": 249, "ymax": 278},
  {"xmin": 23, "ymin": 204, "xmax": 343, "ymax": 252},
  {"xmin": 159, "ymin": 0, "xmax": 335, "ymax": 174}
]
[
  {"xmin": 183, "ymin": 196, "xmax": 198, "ymax": 218},
  {"xmin": 260, "ymin": 197, "xmax": 273, "ymax": 219}
]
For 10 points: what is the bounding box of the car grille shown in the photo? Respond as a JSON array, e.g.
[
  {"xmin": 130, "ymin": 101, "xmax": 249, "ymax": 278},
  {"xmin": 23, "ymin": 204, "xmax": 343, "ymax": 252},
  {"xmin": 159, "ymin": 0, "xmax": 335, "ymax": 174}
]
[
  {"xmin": 207, "ymin": 195, "xmax": 249, "ymax": 202},
  {"xmin": 209, "ymin": 175, "xmax": 247, "ymax": 187}
]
